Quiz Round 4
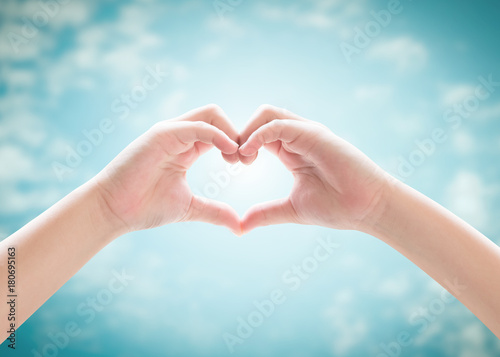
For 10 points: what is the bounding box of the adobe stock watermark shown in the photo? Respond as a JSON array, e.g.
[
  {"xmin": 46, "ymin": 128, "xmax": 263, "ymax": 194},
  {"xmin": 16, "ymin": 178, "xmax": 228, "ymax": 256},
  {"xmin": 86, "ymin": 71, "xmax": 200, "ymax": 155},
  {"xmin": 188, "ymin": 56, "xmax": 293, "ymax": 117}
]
[
  {"xmin": 51, "ymin": 64, "xmax": 167, "ymax": 182},
  {"xmin": 30, "ymin": 268, "xmax": 134, "ymax": 357},
  {"xmin": 376, "ymin": 277, "xmax": 467, "ymax": 357},
  {"xmin": 7, "ymin": 0, "xmax": 71, "ymax": 54},
  {"xmin": 340, "ymin": 0, "xmax": 411, "ymax": 64},
  {"xmin": 395, "ymin": 74, "xmax": 500, "ymax": 180},
  {"xmin": 222, "ymin": 235, "xmax": 341, "ymax": 353},
  {"xmin": 213, "ymin": 0, "xmax": 244, "ymax": 20},
  {"xmin": 191, "ymin": 161, "xmax": 247, "ymax": 199}
]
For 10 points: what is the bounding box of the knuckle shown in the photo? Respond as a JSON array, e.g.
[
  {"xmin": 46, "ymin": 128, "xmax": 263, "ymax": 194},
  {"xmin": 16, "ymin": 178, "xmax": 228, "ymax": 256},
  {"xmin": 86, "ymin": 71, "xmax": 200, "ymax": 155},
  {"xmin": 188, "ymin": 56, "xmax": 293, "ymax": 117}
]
[
  {"xmin": 203, "ymin": 103, "xmax": 223, "ymax": 117},
  {"xmin": 149, "ymin": 121, "xmax": 169, "ymax": 138},
  {"xmin": 313, "ymin": 121, "xmax": 329, "ymax": 131},
  {"xmin": 256, "ymin": 104, "xmax": 278, "ymax": 117},
  {"xmin": 188, "ymin": 197, "xmax": 205, "ymax": 220},
  {"xmin": 193, "ymin": 120, "xmax": 210, "ymax": 130},
  {"xmin": 267, "ymin": 119, "xmax": 283, "ymax": 129},
  {"xmin": 150, "ymin": 121, "xmax": 164, "ymax": 132}
]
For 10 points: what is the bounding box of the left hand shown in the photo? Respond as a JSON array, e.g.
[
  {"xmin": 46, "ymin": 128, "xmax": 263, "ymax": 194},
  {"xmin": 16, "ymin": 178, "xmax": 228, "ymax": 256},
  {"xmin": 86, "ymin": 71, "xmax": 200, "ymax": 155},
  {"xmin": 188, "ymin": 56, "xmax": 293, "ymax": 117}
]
[{"xmin": 92, "ymin": 104, "xmax": 242, "ymax": 234}]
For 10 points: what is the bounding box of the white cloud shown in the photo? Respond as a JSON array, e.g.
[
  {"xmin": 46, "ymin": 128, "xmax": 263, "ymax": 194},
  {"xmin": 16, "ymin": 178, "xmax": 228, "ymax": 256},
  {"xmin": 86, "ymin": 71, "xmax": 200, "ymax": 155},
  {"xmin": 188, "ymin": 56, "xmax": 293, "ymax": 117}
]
[
  {"xmin": 0, "ymin": 0, "xmax": 92, "ymax": 29},
  {"xmin": 0, "ymin": 22, "xmax": 55, "ymax": 61},
  {"xmin": 198, "ymin": 42, "xmax": 225, "ymax": 61},
  {"xmin": 43, "ymin": 4, "xmax": 170, "ymax": 96},
  {"xmin": 124, "ymin": 88, "xmax": 188, "ymax": 132},
  {"xmin": 324, "ymin": 289, "xmax": 369, "ymax": 355},
  {"xmin": 354, "ymin": 85, "xmax": 393, "ymax": 102},
  {"xmin": 387, "ymin": 113, "xmax": 426, "ymax": 139},
  {"xmin": 438, "ymin": 320, "xmax": 494, "ymax": 357},
  {"xmin": 461, "ymin": 322, "xmax": 486, "ymax": 347},
  {"xmin": 332, "ymin": 288, "xmax": 354, "ymax": 304},
  {"xmin": 0, "ymin": 0, "xmax": 91, "ymax": 61},
  {"xmin": 0, "ymin": 145, "xmax": 35, "ymax": 182},
  {"xmin": 171, "ymin": 64, "xmax": 190, "ymax": 82},
  {"xmin": 160, "ymin": 90, "xmax": 188, "ymax": 119},
  {"xmin": 0, "ymin": 92, "xmax": 33, "ymax": 114},
  {"xmin": 201, "ymin": 16, "xmax": 247, "ymax": 62},
  {"xmin": 74, "ymin": 24, "xmax": 162, "ymax": 75},
  {"xmin": 0, "ymin": 227, "xmax": 9, "ymax": 241},
  {"xmin": 475, "ymin": 102, "xmax": 500, "ymax": 120},
  {"xmin": 446, "ymin": 171, "xmax": 489, "ymax": 230},
  {"xmin": 452, "ymin": 130, "xmax": 475, "ymax": 154},
  {"xmin": 254, "ymin": 1, "xmax": 365, "ymax": 32},
  {"xmin": 459, "ymin": 350, "xmax": 493, "ymax": 357},
  {"xmin": 376, "ymin": 274, "xmax": 411, "ymax": 298},
  {"xmin": 367, "ymin": 37, "xmax": 428, "ymax": 72},
  {"xmin": 0, "ymin": 185, "xmax": 62, "ymax": 214},
  {"xmin": 0, "ymin": 113, "xmax": 47, "ymax": 147},
  {"xmin": 337, "ymin": 253, "xmax": 365, "ymax": 270},
  {"xmin": 49, "ymin": 1, "xmax": 94, "ymax": 29},
  {"xmin": 0, "ymin": 116, "xmax": 66, "ymax": 214},
  {"xmin": 294, "ymin": 11, "xmax": 336, "ymax": 29},
  {"xmin": 441, "ymin": 84, "xmax": 475, "ymax": 107},
  {"xmin": 205, "ymin": 16, "xmax": 246, "ymax": 37},
  {"xmin": 0, "ymin": 67, "xmax": 37, "ymax": 88},
  {"xmin": 413, "ymin": 317, "xmax": 445, "ymax": 346}
]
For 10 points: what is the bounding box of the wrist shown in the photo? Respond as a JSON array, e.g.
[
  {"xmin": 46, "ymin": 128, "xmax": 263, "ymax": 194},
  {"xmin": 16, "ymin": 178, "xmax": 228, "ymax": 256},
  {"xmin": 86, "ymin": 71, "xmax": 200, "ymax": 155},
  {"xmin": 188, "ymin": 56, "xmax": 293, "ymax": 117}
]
[
  {"xmin": 356, "ymin": 173, "xmax": 404, "ymax": 242},
  {"xmin": 81, "ymin": 179, "xmax": 130, "ymax": 242}
]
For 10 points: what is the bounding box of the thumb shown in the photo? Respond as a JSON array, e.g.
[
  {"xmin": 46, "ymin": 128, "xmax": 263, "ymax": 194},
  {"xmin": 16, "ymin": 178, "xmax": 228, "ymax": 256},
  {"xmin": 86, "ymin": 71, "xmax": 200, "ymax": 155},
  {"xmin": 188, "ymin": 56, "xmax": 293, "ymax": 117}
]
[
  {"xmin": 185, "ymin": 195, "xmax": 242, "ymax": 235},
  {"xmin": 241, "ymin": 197, "xmax": 299, "ymax": 234}
]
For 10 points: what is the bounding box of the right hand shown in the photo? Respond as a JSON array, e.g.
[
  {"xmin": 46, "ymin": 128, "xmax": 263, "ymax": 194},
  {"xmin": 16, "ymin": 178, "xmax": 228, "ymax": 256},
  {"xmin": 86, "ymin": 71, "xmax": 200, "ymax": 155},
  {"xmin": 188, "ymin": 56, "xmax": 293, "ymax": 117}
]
[{"xmin": 239, "ymin": 105, "xmax": 393, "ymax": 233}]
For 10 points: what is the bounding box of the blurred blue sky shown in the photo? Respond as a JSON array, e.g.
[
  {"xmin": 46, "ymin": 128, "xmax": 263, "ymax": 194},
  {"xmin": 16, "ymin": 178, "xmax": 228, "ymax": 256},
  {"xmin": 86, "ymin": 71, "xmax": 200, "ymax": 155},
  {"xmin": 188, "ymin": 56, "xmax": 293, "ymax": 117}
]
[{"xmin": 1, "ymin": 0, "xmax": 500, "ymax": 356}]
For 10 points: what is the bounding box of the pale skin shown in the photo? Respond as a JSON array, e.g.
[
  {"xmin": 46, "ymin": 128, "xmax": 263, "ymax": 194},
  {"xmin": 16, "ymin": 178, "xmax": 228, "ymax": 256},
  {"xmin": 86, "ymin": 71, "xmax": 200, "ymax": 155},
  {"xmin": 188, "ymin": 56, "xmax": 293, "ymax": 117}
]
[
  {"xmin": 238, "ymin": 105, "xmax": 500, "ymax": 337},
  {"xmin": 0, "ymin": 105, "xmax": 242, "ymax": 343},
  {"xmin": 1, "ymin": 104, "xmax": 499, "ymax": 344}
]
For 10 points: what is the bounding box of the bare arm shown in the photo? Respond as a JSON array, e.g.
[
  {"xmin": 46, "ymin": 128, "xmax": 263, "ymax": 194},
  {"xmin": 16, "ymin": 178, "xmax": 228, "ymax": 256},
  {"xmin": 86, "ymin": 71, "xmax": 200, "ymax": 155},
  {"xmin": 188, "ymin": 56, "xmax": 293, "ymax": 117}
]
[
  {"xmin": 0, "ymin": 181, "xmax": 124, "ymax": 344},
  {"xmin": 0, "ymin": 104, "xmax": 241, "ymax": 343},
  {"xmin": 238, "ymin": 104, "xmax": 500, "ymax": 337},
  {"xmin": 364, "ymin": 180, "xmax": 500, "ymax": 336}
]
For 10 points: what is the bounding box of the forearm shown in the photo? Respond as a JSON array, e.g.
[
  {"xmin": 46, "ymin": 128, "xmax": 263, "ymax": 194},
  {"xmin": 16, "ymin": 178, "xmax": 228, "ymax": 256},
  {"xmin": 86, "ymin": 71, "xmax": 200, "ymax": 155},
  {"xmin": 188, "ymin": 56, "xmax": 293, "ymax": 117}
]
[
  {"xmin": 363, "ymin": 180, "xmax": 500, "ymax": 337},
  {"xmin": 0, "ymin": 180, "xmax": 124, "ymax": 342}
]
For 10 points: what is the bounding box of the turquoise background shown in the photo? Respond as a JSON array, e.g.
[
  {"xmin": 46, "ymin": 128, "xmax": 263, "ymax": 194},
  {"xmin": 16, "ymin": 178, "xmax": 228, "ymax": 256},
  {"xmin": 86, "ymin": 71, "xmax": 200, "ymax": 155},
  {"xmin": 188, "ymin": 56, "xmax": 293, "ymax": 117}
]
[{"xmin": 1, "ymin": 0, "xmax": 500, "ymax": 356}]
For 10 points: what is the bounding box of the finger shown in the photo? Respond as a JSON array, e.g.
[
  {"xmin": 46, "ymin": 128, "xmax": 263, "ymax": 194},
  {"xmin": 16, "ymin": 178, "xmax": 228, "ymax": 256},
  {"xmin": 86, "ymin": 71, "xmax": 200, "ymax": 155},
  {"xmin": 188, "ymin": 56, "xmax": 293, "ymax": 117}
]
[
  {"xmin": 239, "ymin": 105, "xmax": 307, "ymax": 164},
  {"xmin": 192, "ymin": 142, "xmax": 213, "ymax": 156},
  {"xmin": 185, "ymin": 195, "xmax": 242, "ymax": 236},
  {"xmin": 163, "ymin": 121, "xmax": 239, "ymax": 156},
  {"xmin": 262, "ymin": 141, "xmax": 282, "ymax": 157},
  {"xmin": 241, "ymin": 198, "xmax": 299, "ymax": 234},
  {"xmin": 240, "ymin": 104, "xmax": 307, "ymax": 144},
  {"xmin": 173, "ymin": 104, "xmax": 240, "ymax": 164},
  {"xmin": 239, "ymin": 119, "xmax": 318, "ymax": 158},
  {"xmin": 239, "ymin": 141, "xmax": 280, "ymax": 165}
]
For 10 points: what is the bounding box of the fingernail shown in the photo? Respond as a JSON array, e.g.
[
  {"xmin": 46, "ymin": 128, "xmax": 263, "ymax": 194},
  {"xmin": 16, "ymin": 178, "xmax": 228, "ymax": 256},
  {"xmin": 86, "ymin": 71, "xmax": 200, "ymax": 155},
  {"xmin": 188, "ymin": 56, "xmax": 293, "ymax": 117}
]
[
  {"xmin": 224, "ymin": 142, "xmax": 239, "ymax": 155},
  {"xmin": 238, "ymin": 145, "xmax": 253, "ymax": 156}
]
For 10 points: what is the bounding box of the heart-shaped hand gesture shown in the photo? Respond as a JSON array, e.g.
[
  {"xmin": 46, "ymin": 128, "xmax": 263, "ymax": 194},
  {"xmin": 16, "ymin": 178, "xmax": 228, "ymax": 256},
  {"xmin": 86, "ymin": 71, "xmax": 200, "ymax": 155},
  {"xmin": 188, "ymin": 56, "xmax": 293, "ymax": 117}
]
[
  {"xmin": 94, "ymin": 104, "xmax": 390, "ymax": 235},
  {"xmin": 6, "ymin": 105, "xmax": 499, "ymax": 343},
  {"xmin": 238, "ymin": 105, "xmax": 390, "ymax": 233},
  {"xmin": 93, "ymin": 105, "xmax": 242, "ymax": 234}
]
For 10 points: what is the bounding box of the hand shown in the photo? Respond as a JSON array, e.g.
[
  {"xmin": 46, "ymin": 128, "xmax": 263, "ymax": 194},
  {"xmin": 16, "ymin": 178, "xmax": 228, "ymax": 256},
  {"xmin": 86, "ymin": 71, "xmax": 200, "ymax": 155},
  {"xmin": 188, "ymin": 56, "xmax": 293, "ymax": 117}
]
[
  {"xmin": 92, "ymin": 105, "xmax": 242, "ymax": 234},
  {"xmin": 238, "ymin": 105, "xmax": 392, "ymax": 233}
]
